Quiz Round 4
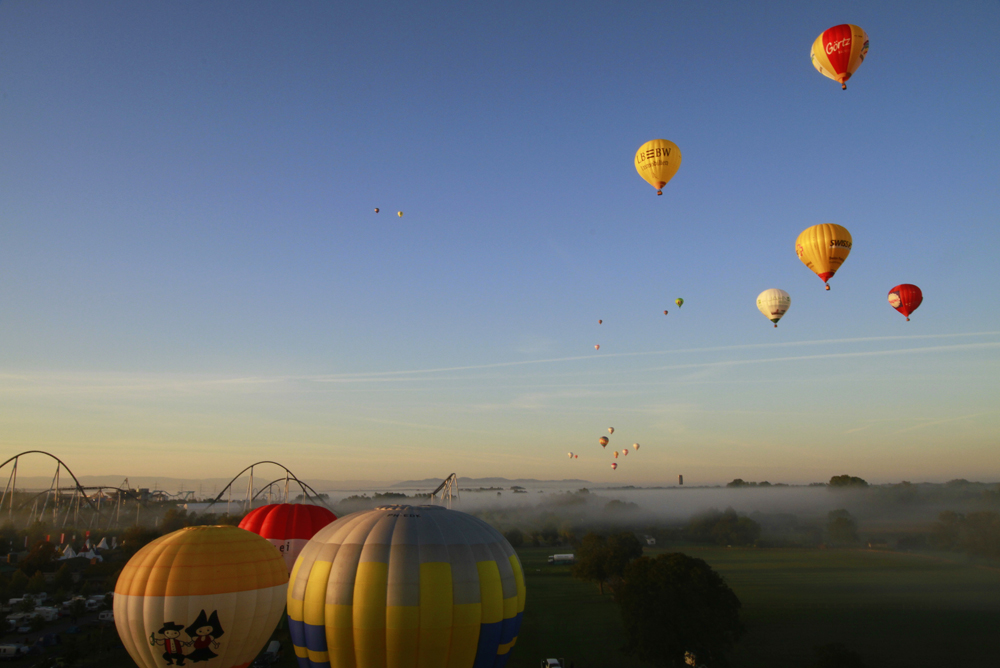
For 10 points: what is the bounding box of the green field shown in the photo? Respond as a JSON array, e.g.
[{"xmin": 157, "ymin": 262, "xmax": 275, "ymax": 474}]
[{"xmin": 508, "ymin": 547, "xmax": 1000, "ymax": 668}]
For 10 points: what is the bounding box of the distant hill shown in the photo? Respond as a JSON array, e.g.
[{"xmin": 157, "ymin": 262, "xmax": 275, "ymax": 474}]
[{"xmin": 391, "ymin": 477, "xmax": 590, "ymax": 488}]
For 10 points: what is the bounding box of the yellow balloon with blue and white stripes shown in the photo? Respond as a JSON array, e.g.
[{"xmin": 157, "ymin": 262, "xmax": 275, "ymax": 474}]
[{"xmin": 288, "ymin": 504, "xmax": 526, "ymax": 668}]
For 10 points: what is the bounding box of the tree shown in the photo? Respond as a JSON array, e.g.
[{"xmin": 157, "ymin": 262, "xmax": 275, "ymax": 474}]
[
  {"xmin": 503, "ymin": 528, "xmax": 524, "ymax": 548},
  {"xmin": 809, "ymin": 642, "xmax": 870, "ymax": 667},
  {"xmin": 25, "ymin": 570, "xmax": 46, "ymax": 595},
  {"xmin": 827, "ymin": 510, "xmax": 859, "ymax": 544},
  {"xmin": 686, "ymin": 509, "xmax": 761, "ymax": 547},
  {"xmin": 571, "ymin": 531, "xmax": 643, "ymax": 594},
  {"xmin": 160, "ymin": 508, "xmax": 191, "ymax": 533},
  {"xmin": 69, "ymin": 597, "xmax": 87, "ymax": 622},
  {"xmin": 616, "ymin": 553, "xmax": 743, "ymax": 667},
  {"xmin": 828, "ymin": 475, "xmax": 868, "ymax": 488},
  {"xmin": 18, "ymin": 540, "xmax": 57, "ymax": 575},
  {"xmin": 53, "ymin": 563, "xmax": 74, "ymax": 590},
  {"xmin": 8, "ymin": 570, "xmax": 28, "ymax": 598},
  {"xmin": 120, "ymin": 525, "xmax": 163, "ymax": 557}
]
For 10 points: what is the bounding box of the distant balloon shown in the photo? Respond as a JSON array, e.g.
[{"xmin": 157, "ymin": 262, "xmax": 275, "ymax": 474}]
[
  {"xmin": 622, "ymin": 448, "xmax": 629, "ymax": 456},
  {"xmin": 633, "ymin": 443, "xmax": 639, "ymax": 450},
  {"xmin": 397, "ymin": 211, "xmax": 403, "ymax": 217},
  {"xmin": 599, "ymin": 437, "xmax": 609, "ymax": 447},
  {"xmin": 888, "ymin": 284, "xmax": 923, "ymax": 321},
  {"xmin": 568, "ymin": 452, "xmax": 574, "ymax": 458},
  {"xmin": 574, "ymin": 454, "xmax": 578, "ymax": 459},
  {"xmin": 608, "ymin": 427, "xmax": 614, "ymax": 435},
  {"xmin": 595, "ymin": 344, "xmax": 600, "ymax": 350},
  {"xmin": 796, "ymin": 224, "xmax": 852, "ymax": 290},
  {"xmin": 675, "ymin": 298, "xmax": 684, "ymax": 308},
  {"xmin": 757, "ymin": 289, "xmax": 791, "ymax": 327},
  {"xmin": 598, "ymin": 319, "xmax": 603, "ymax": 324},
  {"xmin": 374, "ymin": 208, "xmax": 379, "ymax": 213},
  {"xmin": 614, "ymin": 451, "xmax": 619, "ymax": 458},
  {"xmin": 635, "ymin": 139, "xmax": 682, "ymax": 196},
  {"xmin": 611, "ymin": 462, "xmax": 618, "ymax": 470},
  {"xmin": 238, "ymin": 503, "xmax": 337, "ymax": 574},
  {"xmin": 811, "ymin": 24, "xmax": 869, "ymax": 90},
  {"xmin": 663, "ymin": 310, "xmax": 668, "ymax": 315}
]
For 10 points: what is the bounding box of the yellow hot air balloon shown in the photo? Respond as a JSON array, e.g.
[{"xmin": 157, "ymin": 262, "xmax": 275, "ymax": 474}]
[
  {"xmin": 614, "ymin": 450, "xmax": 619, "ymax": 458},
  {"xmin": 811, "ymin": 24, "xmax": 869, "ymax": 90},
  {"xmin": 635, "ymin": 139, "xmax": 681, "ymax": 196},
  {"xmin": 114, "ymin": 526, "xmax": 288, "ymax": 668},
  {"xmin": 608, "ymin": 427, "xmax": 614, "ymax": 435},
  {"xmin": 397, "ymin": 211, "xmax": 403, "ymax": 217},
  {"xmin": 796, "ymin": 224, "xmax": 852, "ymax": 290},
  {"xmin": 288, "ymin": 505, "xmax": 526, "ymax": 668}
]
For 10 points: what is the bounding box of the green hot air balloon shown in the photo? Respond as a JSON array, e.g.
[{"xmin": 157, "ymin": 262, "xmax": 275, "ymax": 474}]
[{"xmin": 675, "ymin": 298, "xmax": 684, "ymax": 308}]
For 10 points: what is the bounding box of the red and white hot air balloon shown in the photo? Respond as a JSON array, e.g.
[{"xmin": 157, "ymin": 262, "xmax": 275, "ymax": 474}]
[
  {"xmin": 888, "ymin": 284, "xmax": 923, "ymax": 321},
  {"xmin": 611, "ymin": 462, "xmax": 618, "ymax": 470},
  {"xmin": 238, "ymin": 503, "xmax": 337, "ymax": 574}
]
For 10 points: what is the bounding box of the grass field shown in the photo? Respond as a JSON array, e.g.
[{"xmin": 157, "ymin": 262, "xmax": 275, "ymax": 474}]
[{"xmin": 508, "ymin": 546, "xmax": 1000, "ymax": 668}]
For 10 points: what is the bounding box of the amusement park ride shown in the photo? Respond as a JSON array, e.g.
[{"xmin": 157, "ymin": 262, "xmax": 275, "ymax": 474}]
[{"xmin": 0, "ymin": 451, "xmax": 332, "ymax": 530}]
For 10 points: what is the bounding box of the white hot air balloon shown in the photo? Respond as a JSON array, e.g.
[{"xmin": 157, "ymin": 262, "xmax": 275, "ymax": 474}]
[{"xmin": 757, "ymin": 289, "xmax": 791, "ymax": 328}]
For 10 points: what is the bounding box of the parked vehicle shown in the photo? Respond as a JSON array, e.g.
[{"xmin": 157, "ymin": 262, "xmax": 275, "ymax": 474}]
[
  {"xmin": 547, "ymin": 554, "xmax": 575, "ymax": 564},
  {"xmin": 98, "ymin": 610, "xmax": 114, "ymax": 622},
  {"xmin": 541, "ymin": 659, "xmax": 565, "ymax": 668},
  {"xmin": 33, "ymin": 607, "xmax": 59, "ymax": 622},
  {"xmin": 0, "ymin": 643, "xmax": 28, "ymax": 659}
]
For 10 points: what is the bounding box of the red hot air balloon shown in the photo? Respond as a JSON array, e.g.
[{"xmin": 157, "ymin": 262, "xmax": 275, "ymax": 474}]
[
  {"xmin": 598, "ymin": 319, "xmax": 603, "ymax": 324},
  {"xmin": 238, "ymin": 503, "xmax": 337, "ymax": 573},
  {"xmin": 611, "ymin": 462, "xmax": 618, "ymax": 470},
  {"xmin": 888, "ymin": 284, "xmax": 923, "ymax": 321}
]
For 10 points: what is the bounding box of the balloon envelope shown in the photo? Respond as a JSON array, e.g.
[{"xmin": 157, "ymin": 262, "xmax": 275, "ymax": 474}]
[
  {"xmin": 888, "ymin": 284, "xmax": 923, "ymax": 321},
  {"xmin": 611, "ymin": 463, "xmax": 618, "ymax": 470},
  {"xmin": 239, "ymin": 503, "xmax": 337, "ymax": 574},
  {"xmin": 397, "ymin": 211, "xmax": 403, "ymax": 217},
  {"xmin": 675, "ymin": 298, "xmax": 683, "ymax": 307},
  {"xmin": 796, "ymin": 224, "xmax": 852, "ymax": 288},
  {"xmin": 614, "ymin": 451, "xmax": 619, "ymax": 458},
  {"xmin": 633, "ymin": 443, "xmax": 639, "ymax": 450},
  {"xmin": 757, "ymin": 289, "xmax": 791, "ymax": 327},
  {"xmin": 635, "ymin": 139, "xmax": 681, "ymax": 195},
  {"xmin": 594, "ymin": 345, "xmax": 600, "ymax": 350},
  {"xmin": 811, "ymin": 24, "xmax": 869, "ymax": 89},
  {"xmin": 288, "ymin": 505, "xmax": 526, "ymax": 668},
  {"xmin": 374, "ymin": 208, "xmax": 379, "ymax": 213},
  {"xmin": 114, "ymin": 526, "xmax": 288, "ymax": 668},
  {"xmin": 608, "ymin": 427, "xmax": 614, "ymax": 435},
  {"xmin": 599, "ymin": 437, "xmax": 609, "ymax": 447}
]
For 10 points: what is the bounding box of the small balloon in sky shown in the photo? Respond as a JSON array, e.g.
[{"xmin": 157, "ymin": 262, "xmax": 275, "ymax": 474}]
[
  {"xmin": 633, "ymin": 443, "xmax": 640, "ymax": 450},
  {"xmin": 675, "ymin": 298, "xmax": 684, "ymax": 308},
  {"xmin": 599, "ymin": 437, "xmax": 609, "ymax": 447},
  {"xmin": 757, "ymin": 289, "xmax": 791, "ymax": 328},
  {"xmin": 598, "ymin": 319, "xmax": 602, "ymax": 324},
  {"xmin": 796, "ymin": 224, "xmax": 852, "ymax": 290},
  {"xmin": 594, "ymin": 344, "xmax": 600, "ymax": 350},
  {"xmin": 635, "ymin": 139, "xmax": 682, "ymax": 196},
  {"xmin": 608, "ymin": 427, "xmax": 614, "ymax": 435},
  {"xmin": 614, "ymin": 450, "xmax": 619, "ymax": 458},
  {"xmin": 374, "ymin": 208, "xmax": 379, "ymax": 213},
  {"xmin": 888, "ymin": 284, "xmax": 923, "ymax": 321},
  {"xmin": 611, "ymin": 462, "xmax": 618, "ymax": 470},
  {"xmin": 397, "ymin": 211, "xmax": 403, "ymax": 217},
  {"xmin": 811, "ymin": 24, "xmax": 869, "ymax": 90},
  {"xmin": 663, "ymin": 310, "xmax": 668, "ymax": 315}
]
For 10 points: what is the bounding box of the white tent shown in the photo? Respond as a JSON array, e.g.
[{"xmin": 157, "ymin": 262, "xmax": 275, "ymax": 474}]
[
  {"xmin": 96, "ymin": 537, "xmax": 109, "ymax": 550},
  {"xmin": 60, "ymin": 546, "xmax": 77, "ymax": 560}
]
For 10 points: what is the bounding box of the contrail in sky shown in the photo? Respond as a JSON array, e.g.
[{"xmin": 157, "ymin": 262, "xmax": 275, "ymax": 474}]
[{"xmin": 311, "ymin": 331, "xmax": 1000, "ymax": 380}]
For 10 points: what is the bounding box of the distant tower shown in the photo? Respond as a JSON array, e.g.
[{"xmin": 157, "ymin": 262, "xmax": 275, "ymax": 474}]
[{"xmin": 678, "ymin": 474, "xmax": 684, "ymax": 486}]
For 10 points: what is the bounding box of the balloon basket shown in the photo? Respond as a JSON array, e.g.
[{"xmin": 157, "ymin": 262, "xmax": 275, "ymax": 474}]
[{"xmin": 825, "ymin": 284, "xmax": 830, "ymax": 291}]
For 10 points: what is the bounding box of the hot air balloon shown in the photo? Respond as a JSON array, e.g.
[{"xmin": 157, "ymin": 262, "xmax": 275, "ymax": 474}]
[
  {"xmin": 811, "ymin": 24, "xmax": 869, "ymax": 90},
  {"xmin": 757, "ymin": 289, "xmax": 791, "ymax": 327},
  {"xmin": 888, "ymin": 284, "xmax": 923, "ymax": 321},
  {"xmin": 114, "ymin": 526, "xmax": 288, "ymax": 668},
  {"xmin": 568, "ymin": 452, "xmax": 574, "ymax": 458},
  {"xmin": 622, "ymin": 448, "xmax": 629, "ymax": 456},
  {"xmin": 675, "ymin": 298, "xmax": 684, "ymax": 308},
  {"xmin": 599, "ymin": 437, "xmax": 609, "ymax": 447},
  {"xmin": 594, "ymin": 345, "xmax": 600, "ymax": 350},
  {"xmin": 598, "ymin": 319, "xmax": 602, "ymax": 324},
  {"xmin": 608, "ymin": 427, "xmax": 614, "ymax": 435},
  {"xmin": 574, "ymin": 454, "xmax": 578, "ymax": 459},
  {"xmin": 614, "ymin": 451, "xmax": 619, "ymax": 458},
  {"xmin": 635, "ymin": 139, "xmax": 682, "ymax": 196},
  {"xmin": 633, "ymin": 443, "xmax": 639, "ymax": 450},
  {"xmin": 611, "ymin": 463, "xmax": 618, "ymax": 470},
  {"xmin": 374, "ymin": 208, "xmax": 379, "ymax": 213},
  {"xmin": 397, "ymin": 211, "xmax": 403, "ymax": 217},
  {"xmin": 663, "ymin": 310, "xmax": 668, "ymax": 315},
  {"xmin": 796, "ymin": 224, "xmax": 852, "ymax": 289},
  {"xmin": 288, "ymin": 505, "xmax": 526, "ymax": 668},
  {"xmin": 239, "ymin": 503, "xmax": 337, "ymax": 574}
]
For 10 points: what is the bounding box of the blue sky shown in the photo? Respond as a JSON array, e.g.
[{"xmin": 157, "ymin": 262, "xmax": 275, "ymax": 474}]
[{"xmin": 1, "ymin": 1, "xmax": 998, "ymax": 485}]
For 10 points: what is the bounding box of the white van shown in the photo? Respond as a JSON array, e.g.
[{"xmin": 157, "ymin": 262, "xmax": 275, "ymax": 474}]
[
  {"xmin": 98, "ymin": 610, "xmax": 114, "ymax": 622},
  {"xmin": 34, "ymin": 607, "xmax": 59, "ymax": 622},
  {"xmin": 0, "ymin": 644, "xmax": 27, "ymax": 659}
]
